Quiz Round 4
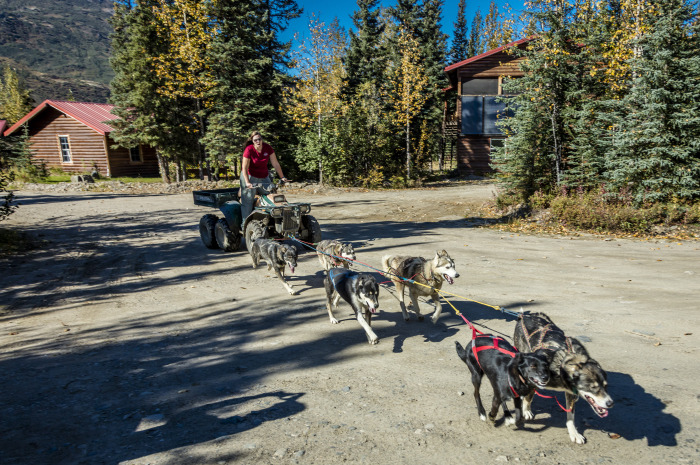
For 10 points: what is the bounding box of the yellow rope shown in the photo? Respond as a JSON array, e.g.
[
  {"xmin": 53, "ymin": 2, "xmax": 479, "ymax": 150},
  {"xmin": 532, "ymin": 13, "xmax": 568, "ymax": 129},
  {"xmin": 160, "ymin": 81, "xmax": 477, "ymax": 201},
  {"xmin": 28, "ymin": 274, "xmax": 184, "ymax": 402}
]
[{"xmin": 402, "ymin": 277, "xmax": 503, "ymax": 312}]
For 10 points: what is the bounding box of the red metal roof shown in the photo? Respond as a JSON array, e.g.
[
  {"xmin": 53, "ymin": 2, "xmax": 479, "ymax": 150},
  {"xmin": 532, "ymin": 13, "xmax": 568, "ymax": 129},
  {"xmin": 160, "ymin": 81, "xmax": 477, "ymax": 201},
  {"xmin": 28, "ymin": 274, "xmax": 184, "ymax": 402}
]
[
  {"xmin": 444, "ymin": 36, "xmax": 537, "ymax": 73},
  {"xmin": 3, "ymin": 100, "xmax": 118, "ymax": 137}
]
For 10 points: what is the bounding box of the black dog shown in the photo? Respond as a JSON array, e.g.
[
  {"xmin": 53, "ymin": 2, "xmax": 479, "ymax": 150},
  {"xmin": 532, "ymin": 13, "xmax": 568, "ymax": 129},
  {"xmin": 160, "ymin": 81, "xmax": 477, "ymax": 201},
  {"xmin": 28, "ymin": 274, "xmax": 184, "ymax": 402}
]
[
  {"xmin": 513, "ymin": 312, "xmax": 614, "ymax": 444},
  {"xmin": 455, "ymin": 335, "xmax": 549, "ymax": 427},
  {"xmin": 324, "ymin": 268, "xmax": 380, "ymax": 345}
]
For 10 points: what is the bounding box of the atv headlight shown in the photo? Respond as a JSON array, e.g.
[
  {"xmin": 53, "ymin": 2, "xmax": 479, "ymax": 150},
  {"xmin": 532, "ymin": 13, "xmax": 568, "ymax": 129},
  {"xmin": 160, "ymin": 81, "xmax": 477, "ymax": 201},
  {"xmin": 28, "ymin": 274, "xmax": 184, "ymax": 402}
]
[
  {"xmin": 271, "ymin": 207, "xmax": 283, "ymax": 218},
  {"xmin": 299, "ymin": 204, "xmax": 310, "ymax": 214}
]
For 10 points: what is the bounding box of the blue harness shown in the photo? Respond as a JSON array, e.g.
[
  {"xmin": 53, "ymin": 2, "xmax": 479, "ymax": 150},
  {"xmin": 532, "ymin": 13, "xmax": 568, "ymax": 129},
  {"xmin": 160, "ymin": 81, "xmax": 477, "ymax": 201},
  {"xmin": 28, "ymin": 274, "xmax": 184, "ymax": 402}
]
[{"xmin": 328, "ymin": 268, "xmax": 357, "ymax": 292}]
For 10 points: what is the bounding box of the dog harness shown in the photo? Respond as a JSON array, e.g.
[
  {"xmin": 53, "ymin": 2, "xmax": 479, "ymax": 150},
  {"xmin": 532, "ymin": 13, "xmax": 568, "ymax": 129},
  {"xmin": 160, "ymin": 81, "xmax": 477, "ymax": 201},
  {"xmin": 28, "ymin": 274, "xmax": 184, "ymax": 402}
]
[
  {"xmin": 328, "ymin": 268, "xmax": 358, "ymax": 293},
  {"xmin": 471, "ymin": 335, "xmax": 523, "ymax": 398},
  {"xmin": 518, "ymin": 318, "xmax": 575, "ymax": 354},
  {"xmin": 517, "ymin": 318, "xmax": 575, "ymax": 411}
]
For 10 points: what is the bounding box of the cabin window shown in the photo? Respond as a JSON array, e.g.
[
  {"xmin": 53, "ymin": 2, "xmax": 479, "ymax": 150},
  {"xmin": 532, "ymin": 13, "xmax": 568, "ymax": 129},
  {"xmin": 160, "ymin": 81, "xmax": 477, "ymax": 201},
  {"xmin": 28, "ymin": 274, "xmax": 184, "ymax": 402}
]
[
  {"xmin": 462, "ymin": 78, "xmax": 499, "ymax": 96},
  {"xmin": 490, "ymin": 138, "xmax": 506, "ymax": 150},
  {"xmin": 129, "ymin": 146, "xmax": 142, "ymax": 163},
  {"xmin": 461, "ymin": 96, "xmax": 514, "ymax": 135},
  {"xmin": 58, "ymin": 136, "xmax": 72, "ymax": 163}
]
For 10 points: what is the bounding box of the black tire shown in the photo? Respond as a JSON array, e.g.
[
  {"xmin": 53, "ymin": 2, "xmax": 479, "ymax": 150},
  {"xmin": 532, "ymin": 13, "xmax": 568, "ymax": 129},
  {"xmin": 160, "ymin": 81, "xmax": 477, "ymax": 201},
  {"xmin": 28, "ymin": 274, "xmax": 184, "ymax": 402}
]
[
  {"xmin": 215, "ymin": 218, "xmax": 241, "ymax": 252},
  {"xmin": 244, "ymin": 219, "xmax": 268, "ymax": 253},
  {"xmin": 302, "ymin": 215, "xmax": 322, "ymax": 244},
  {"xmin": 199, "ymin": 214, "xmax": 219, "ymax": 249}
]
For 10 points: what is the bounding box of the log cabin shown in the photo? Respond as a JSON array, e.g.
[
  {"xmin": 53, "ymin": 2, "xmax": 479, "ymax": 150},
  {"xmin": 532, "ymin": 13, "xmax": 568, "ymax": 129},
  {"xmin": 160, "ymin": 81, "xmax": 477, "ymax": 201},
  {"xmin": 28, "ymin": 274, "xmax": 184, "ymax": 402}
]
[
  {"xmin": 3, "ymin": 100, "xmax": 159, "ymax": 178},
  {"xmin": 443, "ymin": 37, "xmax": 535, "ymax": 174}
]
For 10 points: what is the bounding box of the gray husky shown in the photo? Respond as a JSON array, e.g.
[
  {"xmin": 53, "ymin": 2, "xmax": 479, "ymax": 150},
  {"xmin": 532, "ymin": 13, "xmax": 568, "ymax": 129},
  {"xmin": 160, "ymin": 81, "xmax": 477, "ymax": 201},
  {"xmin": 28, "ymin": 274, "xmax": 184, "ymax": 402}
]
[
  {"xmin": 316, "ymin": 239, "xmax": 356, "ymax": 271},
  {"xmin": 251, "ymin": 238, "xmax": 298, "ymax": 295},
  {"xmin": 324, "ymin": 268, "xmax": 380, "ymax": 345},
  {"xmin": 382, "ymin": 250, "xmax": 459, "ymax": 323},
  {"xmin": 513, "ymin": 312, "xmax": 614, "ymax": 444}
]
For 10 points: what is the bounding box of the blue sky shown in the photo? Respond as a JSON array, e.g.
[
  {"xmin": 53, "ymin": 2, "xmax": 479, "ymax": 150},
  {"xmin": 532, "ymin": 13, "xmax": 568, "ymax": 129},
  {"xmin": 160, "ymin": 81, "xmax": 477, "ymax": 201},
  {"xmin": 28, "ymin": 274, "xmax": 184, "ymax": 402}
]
[{"xmin": 285, "ymin": 0, "xmax": 526, "ymax": 45}]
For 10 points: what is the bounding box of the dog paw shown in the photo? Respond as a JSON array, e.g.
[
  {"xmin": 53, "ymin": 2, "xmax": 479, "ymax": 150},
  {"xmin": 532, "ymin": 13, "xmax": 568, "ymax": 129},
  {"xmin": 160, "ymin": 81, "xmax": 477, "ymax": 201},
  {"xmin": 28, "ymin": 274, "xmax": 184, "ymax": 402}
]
[
  {"xmin": 505, "ymin": 416, "xmax": 516, "ymax": 426},
  {"xmin": 368, "ymin": 338, "xmax": 379, "ymax": 345},
  {"xmin": 329, "ymin": 317, "xmax": 339, "ymax": 324},
  {"xmin": 570, "ymin": 432, "xmax": 586, "ymax": 444},
  {"xmin": 487, "ymin": 413, "xmax": 497, "ymax": 423},
  {"xmin": 523, "ymin": 410, "xmax": 534, "ymax": 421},
  {"xmin": 288, "ymin": 289, "xmax": 297, "ymax": 295},
  {"xmin": 479, "ymin": 414, "xmax": 487, "ymax": 422},
  {"xmin": 430, "ymin": 315, "xmax": 440, "ymax": 324}
]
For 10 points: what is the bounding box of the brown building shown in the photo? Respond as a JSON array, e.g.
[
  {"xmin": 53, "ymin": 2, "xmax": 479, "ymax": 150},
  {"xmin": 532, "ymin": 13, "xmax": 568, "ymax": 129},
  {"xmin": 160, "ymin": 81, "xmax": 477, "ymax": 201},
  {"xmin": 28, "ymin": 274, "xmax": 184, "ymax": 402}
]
[
  {"xmin": 443, "ymin": 37, "xmax": 534, "ymax": 174},
  {"xmin": 3, "ymin": 100, "xmax": 159, "ymax": 178}
]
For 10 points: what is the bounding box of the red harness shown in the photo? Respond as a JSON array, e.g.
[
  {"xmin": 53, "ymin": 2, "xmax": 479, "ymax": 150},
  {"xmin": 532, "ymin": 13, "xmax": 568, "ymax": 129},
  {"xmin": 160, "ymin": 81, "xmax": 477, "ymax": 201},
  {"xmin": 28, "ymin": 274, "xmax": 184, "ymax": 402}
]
[{"xmin": 471, "ymin": 335, "xmax": 522, "ymax": 398}]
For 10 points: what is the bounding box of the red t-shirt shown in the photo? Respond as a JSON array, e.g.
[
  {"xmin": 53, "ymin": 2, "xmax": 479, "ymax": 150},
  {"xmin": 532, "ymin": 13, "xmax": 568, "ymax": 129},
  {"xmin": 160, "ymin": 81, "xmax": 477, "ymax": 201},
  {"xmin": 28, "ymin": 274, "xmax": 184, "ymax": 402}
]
[{"xmin": 243, "ymin": 143, "xmax": 274, "ymax": 178}]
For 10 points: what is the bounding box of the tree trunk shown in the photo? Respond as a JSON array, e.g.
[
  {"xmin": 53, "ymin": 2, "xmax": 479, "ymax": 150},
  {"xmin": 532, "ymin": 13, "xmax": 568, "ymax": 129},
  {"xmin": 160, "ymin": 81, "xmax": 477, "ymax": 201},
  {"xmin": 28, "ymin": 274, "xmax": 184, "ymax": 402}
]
[
  {"xmin": 406, "ymin": 118, "xmax": 411, "ymax": 180},
  {"xmin": 551, "ymin": 103, "xmax": 562, "ymax": 185},
  {"xmin": 156, "ymin": 151, "xmax": 171, "ymax": 184}
]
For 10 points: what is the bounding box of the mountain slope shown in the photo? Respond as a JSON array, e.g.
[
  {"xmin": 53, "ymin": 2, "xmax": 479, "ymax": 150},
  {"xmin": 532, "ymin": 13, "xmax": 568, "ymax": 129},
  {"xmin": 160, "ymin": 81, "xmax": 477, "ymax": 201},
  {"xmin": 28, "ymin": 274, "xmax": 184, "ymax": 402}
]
[{"xmin": 0, "ymin": 0, "xmax": 113, "ymax": 103}]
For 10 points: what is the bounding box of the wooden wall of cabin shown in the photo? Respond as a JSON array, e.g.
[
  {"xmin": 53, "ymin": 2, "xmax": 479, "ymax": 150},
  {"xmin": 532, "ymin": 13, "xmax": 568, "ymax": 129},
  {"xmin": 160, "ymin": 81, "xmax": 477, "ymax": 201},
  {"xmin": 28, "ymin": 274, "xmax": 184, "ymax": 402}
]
[
  {"xmin": 27, "ymin": 107, "xmax": 111, "ymax": 175},
  {"xmin": 457, "ymin": 136, "xmax": 492, "ymax": 174},
  {"xmin": 106, "ymin": 139, "xmax": 159, "ymax": 178}
]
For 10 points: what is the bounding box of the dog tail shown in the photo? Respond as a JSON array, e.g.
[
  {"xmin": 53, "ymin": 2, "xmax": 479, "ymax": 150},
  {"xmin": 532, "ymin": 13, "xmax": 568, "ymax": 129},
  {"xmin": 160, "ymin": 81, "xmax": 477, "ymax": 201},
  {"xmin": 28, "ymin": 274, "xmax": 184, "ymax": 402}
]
[
  {"xmin": 381, "ymin": 254, "xmax": 393, "ymax": 274},
  {"xmin": 455, "ymin": 340, "xmax": 468, "ymax": 362}
]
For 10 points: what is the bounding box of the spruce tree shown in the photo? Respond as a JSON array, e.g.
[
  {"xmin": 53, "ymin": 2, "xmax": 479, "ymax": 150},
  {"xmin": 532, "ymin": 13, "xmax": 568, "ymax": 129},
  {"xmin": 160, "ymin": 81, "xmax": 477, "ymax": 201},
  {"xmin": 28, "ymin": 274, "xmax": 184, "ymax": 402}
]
[
  {"xmin": 493, "ymin": 0, "xmax": 582, "ymax": 199},
  {"xmin": 203, "ymin": 0, "xmax": 275, "ymax": 169},
  {"xmin": 607, "ymin": 0, "xmax": 700, "ymax": 203},
  {"xmin": 448, "ymin": 0, "xmax": 469, "ymax": 64},
  {"xmin": 344, "ymin": 0, "xmax": 386, "ymax": 97},
  {"xmin": 109, "ymin": 0, "xmax": 199, "ymax": 182},
  {"xmin": 418, "ymin": 0, "xmax": 448, "ymax": 174},
  {"xmin": 468, "ymin": 10, "xmax": 484, "ymax": 56}
]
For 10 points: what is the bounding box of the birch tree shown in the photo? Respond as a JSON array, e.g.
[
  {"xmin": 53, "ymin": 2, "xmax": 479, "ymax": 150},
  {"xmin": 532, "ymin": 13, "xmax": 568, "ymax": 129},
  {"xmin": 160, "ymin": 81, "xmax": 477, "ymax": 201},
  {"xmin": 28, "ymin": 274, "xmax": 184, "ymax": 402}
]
[
  {"xmin": 389, "ymin": 29, "xmax": 429, "ymax": 180},
  {"xmin": 286, "ymin": 16, "xmax": 347, "ymax": 184}
]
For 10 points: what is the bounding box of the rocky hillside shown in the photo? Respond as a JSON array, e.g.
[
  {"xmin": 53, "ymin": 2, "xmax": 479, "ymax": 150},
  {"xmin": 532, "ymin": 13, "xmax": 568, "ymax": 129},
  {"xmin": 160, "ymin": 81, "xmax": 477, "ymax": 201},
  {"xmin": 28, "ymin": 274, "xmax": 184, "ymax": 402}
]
[{"xmin": 0, "ymin": 0, "xmax": 113, "ymax": 103}]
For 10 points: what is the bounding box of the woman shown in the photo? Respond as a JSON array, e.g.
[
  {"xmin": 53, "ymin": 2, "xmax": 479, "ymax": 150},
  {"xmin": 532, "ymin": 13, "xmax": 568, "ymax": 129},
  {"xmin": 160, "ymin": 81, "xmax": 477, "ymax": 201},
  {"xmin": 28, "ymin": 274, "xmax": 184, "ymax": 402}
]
[{"xmin": 240, "ymin": 130, "xmax": 289, "ymax": 219}]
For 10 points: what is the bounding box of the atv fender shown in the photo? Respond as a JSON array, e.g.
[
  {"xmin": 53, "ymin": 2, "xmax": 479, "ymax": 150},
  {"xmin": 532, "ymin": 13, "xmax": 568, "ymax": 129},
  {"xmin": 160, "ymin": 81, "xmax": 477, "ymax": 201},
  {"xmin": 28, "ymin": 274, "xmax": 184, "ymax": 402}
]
[{"xmin": 219, "ymin": 201, "xmax": 243, "ymax": 231}]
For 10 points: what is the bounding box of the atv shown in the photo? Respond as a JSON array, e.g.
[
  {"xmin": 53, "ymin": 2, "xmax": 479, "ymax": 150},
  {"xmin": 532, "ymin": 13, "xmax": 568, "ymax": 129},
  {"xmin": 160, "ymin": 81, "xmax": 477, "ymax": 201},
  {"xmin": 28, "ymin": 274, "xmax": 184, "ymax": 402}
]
[{"xmin": 193, "ymin": 182, "xmax": 322, "ymax": 252}]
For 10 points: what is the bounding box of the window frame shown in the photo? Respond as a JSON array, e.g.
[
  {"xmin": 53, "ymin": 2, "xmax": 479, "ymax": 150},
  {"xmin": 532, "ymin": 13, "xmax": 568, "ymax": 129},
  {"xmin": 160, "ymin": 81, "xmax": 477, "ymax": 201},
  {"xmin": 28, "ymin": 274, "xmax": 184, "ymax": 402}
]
[
  {"xmin": 57, "ymin": 135, "xmax": 72, "ymax": 163},
  {"xmin": 129, "ymin": 146, "xmax": 143, "ymax": 163}
]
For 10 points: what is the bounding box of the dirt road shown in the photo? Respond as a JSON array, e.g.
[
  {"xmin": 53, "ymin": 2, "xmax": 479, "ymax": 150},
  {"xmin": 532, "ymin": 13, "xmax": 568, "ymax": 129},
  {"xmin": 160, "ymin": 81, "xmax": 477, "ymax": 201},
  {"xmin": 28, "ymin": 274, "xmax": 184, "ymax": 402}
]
[{"xmin": 0, "ymin": 182, "xmax": 698, "ymax": 465}]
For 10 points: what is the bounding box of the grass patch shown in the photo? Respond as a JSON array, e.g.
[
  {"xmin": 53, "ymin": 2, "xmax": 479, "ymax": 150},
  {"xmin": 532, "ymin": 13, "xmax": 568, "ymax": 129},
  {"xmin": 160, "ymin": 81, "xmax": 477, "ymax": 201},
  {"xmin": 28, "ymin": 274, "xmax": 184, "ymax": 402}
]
[{"xmin": 495, "ymin": 187, "xmax": 700, "ymax": 238}]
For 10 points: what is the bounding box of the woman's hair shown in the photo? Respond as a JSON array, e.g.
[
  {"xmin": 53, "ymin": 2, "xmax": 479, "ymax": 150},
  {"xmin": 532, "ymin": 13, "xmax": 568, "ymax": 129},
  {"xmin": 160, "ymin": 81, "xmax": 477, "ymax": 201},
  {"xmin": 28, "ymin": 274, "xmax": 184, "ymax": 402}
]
[{"xmin": 244, "ymin": 130, "xmax": 262, "ymax": 148}]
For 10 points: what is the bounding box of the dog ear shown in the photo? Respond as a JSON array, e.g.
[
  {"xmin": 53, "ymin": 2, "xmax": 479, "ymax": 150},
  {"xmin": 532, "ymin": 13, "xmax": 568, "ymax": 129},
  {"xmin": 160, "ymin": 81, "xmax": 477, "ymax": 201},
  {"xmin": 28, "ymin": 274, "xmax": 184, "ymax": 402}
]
[
  {"xmin": 290, "ymin": 245, "xmax": 297, "ymax": 253},
  {"xmin": 562, "ymin": 353, "xmax": 588, "ymax": 373}
]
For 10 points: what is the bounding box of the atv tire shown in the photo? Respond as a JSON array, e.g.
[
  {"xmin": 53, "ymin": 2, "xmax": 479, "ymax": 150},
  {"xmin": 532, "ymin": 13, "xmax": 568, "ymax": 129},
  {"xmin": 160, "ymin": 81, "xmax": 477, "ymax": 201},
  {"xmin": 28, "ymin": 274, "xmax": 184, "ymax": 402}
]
[
  {"xmin": 245, "ymin": 219, "xmax": 268, "ymax": 253},
  {"xmin": 302, "ymin": 215, "xmax": 322, "ymax": 244},
  {"xmin": 199, "ymin": 214, "xmax": 219, "ymax": 249},
  {"xmin": 215, "ymin": 218, "xmax": 241, "ymax": 252}
]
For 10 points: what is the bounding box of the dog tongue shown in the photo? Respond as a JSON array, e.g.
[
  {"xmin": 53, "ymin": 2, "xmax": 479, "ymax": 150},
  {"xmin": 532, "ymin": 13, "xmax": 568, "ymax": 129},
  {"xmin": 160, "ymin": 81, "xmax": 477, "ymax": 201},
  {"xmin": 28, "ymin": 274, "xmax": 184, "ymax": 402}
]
[{"xmin": 289, "ymin": 266, "xmax": 295, "ymax": 273}]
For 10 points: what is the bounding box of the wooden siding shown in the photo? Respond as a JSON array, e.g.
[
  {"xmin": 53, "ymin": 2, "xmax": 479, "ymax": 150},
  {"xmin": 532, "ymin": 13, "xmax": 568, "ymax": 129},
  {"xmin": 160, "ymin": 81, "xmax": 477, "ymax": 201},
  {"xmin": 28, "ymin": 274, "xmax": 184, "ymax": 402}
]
[
  {"xmin": 457, "ymin": 51, "xmax": 526, "ymax": 79},
  {"xmin": 28, "ymin": 107, "xmax": 111, "ymax": 175},
  {"xmin": 107, "ymin": 138, "xmax": 159, "ymax": 178},
  {"xmin": 457, "ymin": 136, "xmax": 492, "ymax": 174},
  {"xmin": 25, "ymin": 107, "xmax": 159, "ymax": 178}
]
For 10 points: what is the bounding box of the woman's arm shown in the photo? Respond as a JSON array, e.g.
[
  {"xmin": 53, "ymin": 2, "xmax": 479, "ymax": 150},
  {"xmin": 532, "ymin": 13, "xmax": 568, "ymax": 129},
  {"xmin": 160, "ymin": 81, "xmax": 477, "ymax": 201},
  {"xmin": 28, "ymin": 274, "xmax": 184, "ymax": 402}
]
[
  {"xmin": 241, "ymin": 157, "xmax": 252, "ymax": 188},
  {"xmin": 269, "ymin": 153, "xmax": 287, "ymax": 181}
]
